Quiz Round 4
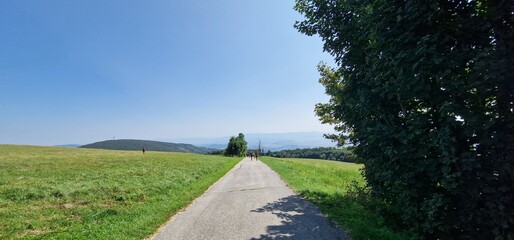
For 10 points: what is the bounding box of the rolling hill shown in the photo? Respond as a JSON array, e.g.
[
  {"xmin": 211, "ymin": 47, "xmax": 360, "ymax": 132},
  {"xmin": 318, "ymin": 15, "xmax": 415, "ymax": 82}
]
[{"xmin": 80, "ymin": 139, "xmax": 215, "ymax": 154}]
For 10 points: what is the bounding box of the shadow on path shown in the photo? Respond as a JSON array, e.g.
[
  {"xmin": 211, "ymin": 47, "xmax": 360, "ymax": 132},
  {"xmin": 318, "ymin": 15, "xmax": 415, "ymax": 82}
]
[{"xmin": 250, "ymin": 195, "xmax": 348, "ymax": 240}]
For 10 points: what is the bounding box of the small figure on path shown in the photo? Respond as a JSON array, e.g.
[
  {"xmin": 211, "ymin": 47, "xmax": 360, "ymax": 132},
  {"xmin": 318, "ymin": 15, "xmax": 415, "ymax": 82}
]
[{"xmin": 142, "ymin": 147, "xmax": 146, "ymax": 154}]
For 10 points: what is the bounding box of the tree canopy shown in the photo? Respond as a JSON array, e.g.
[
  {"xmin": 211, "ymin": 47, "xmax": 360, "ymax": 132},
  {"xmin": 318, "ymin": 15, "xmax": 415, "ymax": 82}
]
[
  {"xmin": 224, "ymin": 133, "xmax": 248, "ymax": 157},
  {"xmin": 295, "ymin": 0, "xmax": 513, "ymax": 239}
]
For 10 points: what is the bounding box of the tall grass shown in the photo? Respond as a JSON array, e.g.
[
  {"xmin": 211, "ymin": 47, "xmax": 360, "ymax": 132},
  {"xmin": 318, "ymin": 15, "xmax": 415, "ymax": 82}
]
[
  {"xmin": 0, "ymin": 145, "xmax": 240, "ymax": 239},
  {"xmin": 260, "ymin": 157, "xmax": 415, "ymax": 240}
]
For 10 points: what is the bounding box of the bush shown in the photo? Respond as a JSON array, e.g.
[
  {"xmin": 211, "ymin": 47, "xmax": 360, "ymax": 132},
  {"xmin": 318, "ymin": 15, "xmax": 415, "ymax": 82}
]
[{"xmin": 295, "ymin": 0, "xmax": 514, "ymax": 239}]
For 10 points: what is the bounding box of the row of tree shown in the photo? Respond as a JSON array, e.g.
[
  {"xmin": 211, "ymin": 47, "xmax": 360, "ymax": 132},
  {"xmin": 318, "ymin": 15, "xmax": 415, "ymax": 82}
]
[
  {"xmin": 266, "ymin": 147, "xmax": 355, "ymax": 162},
  {"xmin": 295, "ymin": 0, "xmax": 513, "ymax": 239}
]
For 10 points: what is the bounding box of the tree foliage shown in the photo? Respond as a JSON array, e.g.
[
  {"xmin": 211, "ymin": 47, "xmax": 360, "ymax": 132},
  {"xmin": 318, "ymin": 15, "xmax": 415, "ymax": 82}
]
[
  {"xmin": 295, "ymin": 0, "xmax": 513, "ymax": 239},
  {"xmin": 224, "ymin": 133, "xmax": 248, "ymax": 157}
]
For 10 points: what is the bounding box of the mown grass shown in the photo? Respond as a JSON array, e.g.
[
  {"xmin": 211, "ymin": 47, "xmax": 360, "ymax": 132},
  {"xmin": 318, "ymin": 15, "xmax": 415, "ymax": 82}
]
[
  {"xmin": 260, "ymin": 157, "xmax": 415, "ymax": 240},
  {"xmin": 0, "ymin": 145, "xmax": 240, "ymax": 239}
]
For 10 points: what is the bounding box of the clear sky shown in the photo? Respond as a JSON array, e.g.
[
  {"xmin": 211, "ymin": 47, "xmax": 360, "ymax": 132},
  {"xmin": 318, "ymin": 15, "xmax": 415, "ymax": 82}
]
[{"xmin": 0, "ymin": 0, "xmax": 334, "ymax": 146}]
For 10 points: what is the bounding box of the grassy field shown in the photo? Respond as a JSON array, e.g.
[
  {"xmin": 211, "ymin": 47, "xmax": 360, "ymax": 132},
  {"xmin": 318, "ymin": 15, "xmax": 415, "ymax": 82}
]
[
  {"xmin": 260, "ymin": 157, "xmax": 414, "ymax": 240},
  {"xmin": 0, "ymin": 145, "xmax": 240, "ymax": 239}
]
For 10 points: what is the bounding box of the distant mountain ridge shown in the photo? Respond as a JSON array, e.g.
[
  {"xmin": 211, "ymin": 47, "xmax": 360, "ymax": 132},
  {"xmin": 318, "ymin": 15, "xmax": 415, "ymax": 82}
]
[
  {"xmin": 80, "ymin": 139, "xmax": 215, "ymax": 154},
  {"xmin": 163, "ymin": 132, "xmax": 337, "ymax": 151}
]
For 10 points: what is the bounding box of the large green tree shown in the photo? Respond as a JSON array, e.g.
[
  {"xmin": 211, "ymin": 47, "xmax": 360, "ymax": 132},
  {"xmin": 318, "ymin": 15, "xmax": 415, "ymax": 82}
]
[
  {"xmin": 224, "ymin": 133, "xmax": 248, "ymax": 157},
  {"xmin": 295, "ymin": 0, "xmax": 513, "ymax": 239}
]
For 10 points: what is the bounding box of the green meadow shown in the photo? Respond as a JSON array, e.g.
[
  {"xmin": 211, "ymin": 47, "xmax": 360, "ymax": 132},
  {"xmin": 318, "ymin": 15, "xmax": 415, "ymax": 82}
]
[
  {"xmin": 0, "ymin": 145, "xmax": 240, "ymax": 239},
  {"xmin": 260, "ymin": 157, "xmax": 415, "ymax": 240}
]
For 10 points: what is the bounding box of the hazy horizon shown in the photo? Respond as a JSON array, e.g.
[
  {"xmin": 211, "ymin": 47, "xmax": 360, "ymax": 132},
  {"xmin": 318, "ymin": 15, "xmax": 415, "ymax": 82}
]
[{"xmin": 14, "ymin": 131, "xmax": 335, "ymax": 148}]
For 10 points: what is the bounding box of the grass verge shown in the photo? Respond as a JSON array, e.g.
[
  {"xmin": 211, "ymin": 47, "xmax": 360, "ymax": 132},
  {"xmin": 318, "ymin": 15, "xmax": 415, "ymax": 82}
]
[
  {"xmin": 260, "ymin": 157, "xmax": 415, "ymax": 240},
  {"xmin": 0, "ymin": 145, "xmax": 240, "ymax": 239}
]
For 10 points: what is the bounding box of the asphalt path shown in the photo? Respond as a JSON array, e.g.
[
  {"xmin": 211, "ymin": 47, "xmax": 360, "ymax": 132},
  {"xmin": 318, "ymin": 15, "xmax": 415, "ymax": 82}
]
[{"xmin": 151, "ymin": 157, "xmax": 349, "ymax": 240}]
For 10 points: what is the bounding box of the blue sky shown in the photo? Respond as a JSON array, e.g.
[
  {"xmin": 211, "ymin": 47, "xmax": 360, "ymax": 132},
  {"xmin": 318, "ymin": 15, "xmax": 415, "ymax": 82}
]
[{"xmin": 0, "ymin": 0, "xmax": 334, "ymax": 145}]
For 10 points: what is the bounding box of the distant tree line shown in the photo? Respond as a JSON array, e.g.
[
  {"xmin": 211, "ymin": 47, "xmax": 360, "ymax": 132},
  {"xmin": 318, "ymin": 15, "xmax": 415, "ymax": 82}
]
[
  {"xmin": 266, "ymin": 147, "xmax": 355, "ymax": 163},
  {"xmin": 208, "ymin": 149, "xmax": 225, "ymax": 155}
]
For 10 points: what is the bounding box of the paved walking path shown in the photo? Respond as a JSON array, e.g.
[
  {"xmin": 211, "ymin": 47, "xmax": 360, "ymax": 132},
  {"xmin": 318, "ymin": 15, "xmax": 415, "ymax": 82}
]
[{"xmin": 151, "ymin": 157, "xmax": 349, "ymax": 240}]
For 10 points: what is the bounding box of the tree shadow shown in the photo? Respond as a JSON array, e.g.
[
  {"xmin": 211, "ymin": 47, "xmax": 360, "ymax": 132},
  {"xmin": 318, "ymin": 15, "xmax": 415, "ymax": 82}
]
[{"xmin": 250, "ymin": 195, "xmax": 348, "ymax": 240}]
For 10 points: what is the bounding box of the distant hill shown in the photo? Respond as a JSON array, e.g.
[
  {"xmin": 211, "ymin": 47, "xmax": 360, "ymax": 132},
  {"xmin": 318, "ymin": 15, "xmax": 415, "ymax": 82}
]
[{"xmin": 80, "ymin": 139, "xmax": 216, "ymax": 154}]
